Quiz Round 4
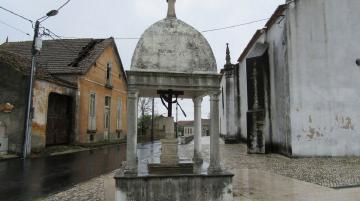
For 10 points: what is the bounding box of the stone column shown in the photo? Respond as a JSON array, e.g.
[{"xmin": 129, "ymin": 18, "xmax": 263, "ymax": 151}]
[
  {"xmin": 124, "ymin": 90, "xmax": 139, "ymax": 175},
  {"xmin": 193, "ymin": 96, "xmax": 203, "ymax": 164},
  {"xmin": 208, "ymin": 91, "xmax": 222, "ymax": 174}
]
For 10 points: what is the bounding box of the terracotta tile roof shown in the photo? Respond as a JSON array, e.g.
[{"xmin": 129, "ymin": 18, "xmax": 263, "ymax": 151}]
[
  {"xmin": 0, "ymin": 38, "xmax": 114, "ymax": 75},
  {"xmin": 0, "ymin": 49, "xmax": 77, "ymax": 88},
  {"xmin": 177, "ymin": 120, "xmax": 193, "ymax": 127}
]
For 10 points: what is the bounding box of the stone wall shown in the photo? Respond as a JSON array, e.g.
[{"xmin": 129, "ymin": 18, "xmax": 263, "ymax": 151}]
[
  {"xmin": 32, "ymin": 80, "xmax": 75, "ymax": 151},
  {"xmin": 116, "ymin": 174, "xmax": 233, "ymax": 201},
  {"xmin": 0, "ymin": 63, "xmax": 28, "ymax": 154}
]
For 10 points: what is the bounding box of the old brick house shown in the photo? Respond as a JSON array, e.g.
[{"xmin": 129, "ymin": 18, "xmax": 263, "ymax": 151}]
[{"xmin": 0, "ymin": 38, "xmax": 127, "ymax": 154}]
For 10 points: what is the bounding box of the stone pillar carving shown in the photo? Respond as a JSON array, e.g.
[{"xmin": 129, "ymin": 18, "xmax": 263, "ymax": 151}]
[
  {"xmin": 193, "ymin": 96, "xmax": 203, "ymax": 164},
  {"xmin": 124, "ymin": 90, "xmax": 139, "ymax": 175},
  {"xmin": 208, "ymin": 91, "xmax": 222, "ymax": 174}
]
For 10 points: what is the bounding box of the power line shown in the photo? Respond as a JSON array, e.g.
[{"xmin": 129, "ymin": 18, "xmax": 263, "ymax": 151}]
[
  {"xmin": 45, "ymin": 18, "xmax": 271, "ymax": 40},
  {"xmin": 1, "ymin": 15, "xmax": 269, "ymax": 42},
  {"xmin": 201, "ymin": 18, "xmax": 269, "ymax": 33},
  {"xmin": 0, "ymin": 19, "xmax": 31, "ymax": 36},
  {"xmin": 57, "ymin": 0, "xmax": 71, "ymax": 12},
  {"xmin": 0, "ymin": 6, "xmax": 33, "ymax": 24}
]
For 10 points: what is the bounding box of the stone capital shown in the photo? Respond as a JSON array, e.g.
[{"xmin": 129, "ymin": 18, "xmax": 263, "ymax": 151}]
[
  {"xmin": 209, "ymin": 91, "xmax": 221, "ymax": 101},
  {"xmin": 192, "ymin": 96, "xmax": 203, "ymax": 107},
  {"xmin": 127, "ymin": 89, "xmax": 139, "ymax": 99}
]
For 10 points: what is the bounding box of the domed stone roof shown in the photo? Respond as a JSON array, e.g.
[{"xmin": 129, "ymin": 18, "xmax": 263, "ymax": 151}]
[{"xmin": 130, "ymin": 17, "xmax": 217, "ymax": 73}]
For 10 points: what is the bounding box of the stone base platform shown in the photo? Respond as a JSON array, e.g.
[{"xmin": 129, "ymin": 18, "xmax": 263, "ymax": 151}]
[
  {"xmin": 115, "ymin": 171, "xmax": 234, "ymax": 201},
  {"xmin": 148, "ymin": 162, "xmax": 193, "ymax": 174}
]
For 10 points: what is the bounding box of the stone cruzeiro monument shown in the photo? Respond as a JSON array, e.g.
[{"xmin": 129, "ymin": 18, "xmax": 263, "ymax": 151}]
[{"xmin": 115, "ymin": 0, "xmax": 234, "ymax": 200}]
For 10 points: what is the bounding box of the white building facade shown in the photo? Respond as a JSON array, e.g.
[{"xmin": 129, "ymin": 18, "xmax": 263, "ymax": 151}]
[
  {"xmin": 226, "ymin": 0, "xmax": 360, "ymax": 156},
  {"xmin": 219, "ymin": 44, "xmax": 241, "ymax": 143}
]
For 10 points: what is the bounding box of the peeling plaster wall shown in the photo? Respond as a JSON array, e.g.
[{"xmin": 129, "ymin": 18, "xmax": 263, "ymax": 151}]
[
  {"xmin": 0, "ymin": 64, "xmax": 27, "ymax": 154},
  {"xmin": 32, "ymin": 80, "xmax": 75, "ymax": 151},
  {"xmin": 288, "ymin": 0, "xmax": 360, "ymax": 156}
]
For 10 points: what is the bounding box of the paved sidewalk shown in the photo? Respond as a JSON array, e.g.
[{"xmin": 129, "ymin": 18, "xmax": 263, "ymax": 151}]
[{"xmin": 40, "ymin": 137, "xmax": 360, "ymax": 201}]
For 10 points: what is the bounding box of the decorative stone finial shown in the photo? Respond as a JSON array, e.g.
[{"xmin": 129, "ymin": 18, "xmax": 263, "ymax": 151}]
[
  {"xmin": 167, "ymin": 0, "xmax": 176, "ymax": 18},
  {"xmin": 226, "ymin": 43, "xmax": 231, "ymax": 65}
]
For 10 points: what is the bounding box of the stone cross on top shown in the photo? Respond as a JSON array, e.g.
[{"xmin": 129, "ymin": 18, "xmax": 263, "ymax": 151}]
[{"xmin": 167, "ymin": 0, "xmax": 176, "ymax": 18}]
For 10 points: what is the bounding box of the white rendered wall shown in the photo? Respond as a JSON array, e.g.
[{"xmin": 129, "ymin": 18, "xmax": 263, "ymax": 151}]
[
  {"xmin": 266, "ymin": 12, "xmax": 292, "ymax": 155},
  {"xmin": 239, "ymin": 12, "xmax": 291, "ymax": 154},
  {"xmin": 219, "ymin": 75, "xmax": 227, "ymax": 136},
  {"xmin": 226, "ymin": 72, "xmax": 238, "ymax": 138},
  {"xmin": 287, "ymin": 0, "xmax": 360, "ymax": 156},
  {"xmin": 239, "ymin": 62, "xmax": 248, "ymax": 141}
]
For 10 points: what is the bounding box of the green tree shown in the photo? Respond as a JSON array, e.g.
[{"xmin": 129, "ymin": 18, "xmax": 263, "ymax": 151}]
[
  {"xmin": 137, "ymin": 98, "xmax": 153, "ymax": 136},
  {"xmin": 138, "ymin": 114, "xmax": 152, "ymax": 136}
]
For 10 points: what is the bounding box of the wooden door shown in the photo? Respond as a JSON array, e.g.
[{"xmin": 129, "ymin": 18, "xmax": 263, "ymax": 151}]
[{"xmin": 46, "ymin": 93, "xmax": 72, "ymax": 146}]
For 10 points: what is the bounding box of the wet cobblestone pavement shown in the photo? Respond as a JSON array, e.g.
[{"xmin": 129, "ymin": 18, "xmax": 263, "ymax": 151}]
[
  {"xmin": 39, "ymin": 176, "xmax": 105, "ymax": 201},
  {"xmin": 221, "ymin": 144, "xmax": 360, "ymax": 189},
  {"xmin": 41, "ymin": 138, "xmax": 360, "ymax": 201}
]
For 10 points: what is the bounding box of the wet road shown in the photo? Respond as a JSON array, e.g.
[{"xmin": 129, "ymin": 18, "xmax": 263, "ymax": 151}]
[{"xmin": 0, "ymin": 144, "xmax": 126, "ymax": 201}]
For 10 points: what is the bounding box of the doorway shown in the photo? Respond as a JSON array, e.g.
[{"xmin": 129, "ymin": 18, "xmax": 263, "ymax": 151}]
[
  {"xmin": 46, "ymin": 93, "xmax": 72, "ymax": 146},
  {"xmin": 246, "ymin": 47, "xmax": 271, "ymax": 153}
]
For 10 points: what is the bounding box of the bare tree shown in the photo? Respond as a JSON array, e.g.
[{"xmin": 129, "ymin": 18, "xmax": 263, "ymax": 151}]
[
  {"xmin": 138, "ymin": 98, "xmax": 153, "ymax": 136},
  {"xmin": 138, "ymin": 98, "xmax": 152, "ymax": 117}
]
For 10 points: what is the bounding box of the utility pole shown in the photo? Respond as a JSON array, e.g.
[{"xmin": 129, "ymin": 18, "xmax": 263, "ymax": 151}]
[
  {"xmin": 23, "ymin": 21, "xmax": 40, "ymax": 158},
  {"xmin": 22, "ymin": 8, "xmax": 61, "ymax": 158}
]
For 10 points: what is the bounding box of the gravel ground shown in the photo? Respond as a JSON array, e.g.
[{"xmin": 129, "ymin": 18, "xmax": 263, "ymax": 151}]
[{"xmin": 41, "ymin": 138, "xmax": 360, "ymax": 200}]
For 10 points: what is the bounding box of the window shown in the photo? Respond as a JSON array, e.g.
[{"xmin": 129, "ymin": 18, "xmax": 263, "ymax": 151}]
[
  {"xmin": 106, "ymin": 61, "xmax": 112, "ymax": 86},
  {"xmin": 88, "ymin": 93, "xmax": 96, "ymax": 131},
  {"xmin": 104, "ymin": 96, "xmax": 111, "ymax": 130},
  {"xmin": 116, "ymin": 98, "xmax": 122, "ymax": 130}
]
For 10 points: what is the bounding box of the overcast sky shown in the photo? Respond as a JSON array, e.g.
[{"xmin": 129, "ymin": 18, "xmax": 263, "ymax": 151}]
[{"xmin": 0, "ymin": 0, "xmax": 284, "ymax": 120}]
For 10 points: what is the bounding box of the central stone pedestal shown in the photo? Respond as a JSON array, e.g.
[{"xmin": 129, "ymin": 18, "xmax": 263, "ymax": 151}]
[
  {"xmin": 148, "ymin": 117, "xmax": 194, "ymax": 174},
  {"xmin": 160, "ymin": 138, "xmax": 179, "ymax": 165},
  {"xmin": 115, "ymin": 171, "xmax": 234, "ymax": 201}
]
